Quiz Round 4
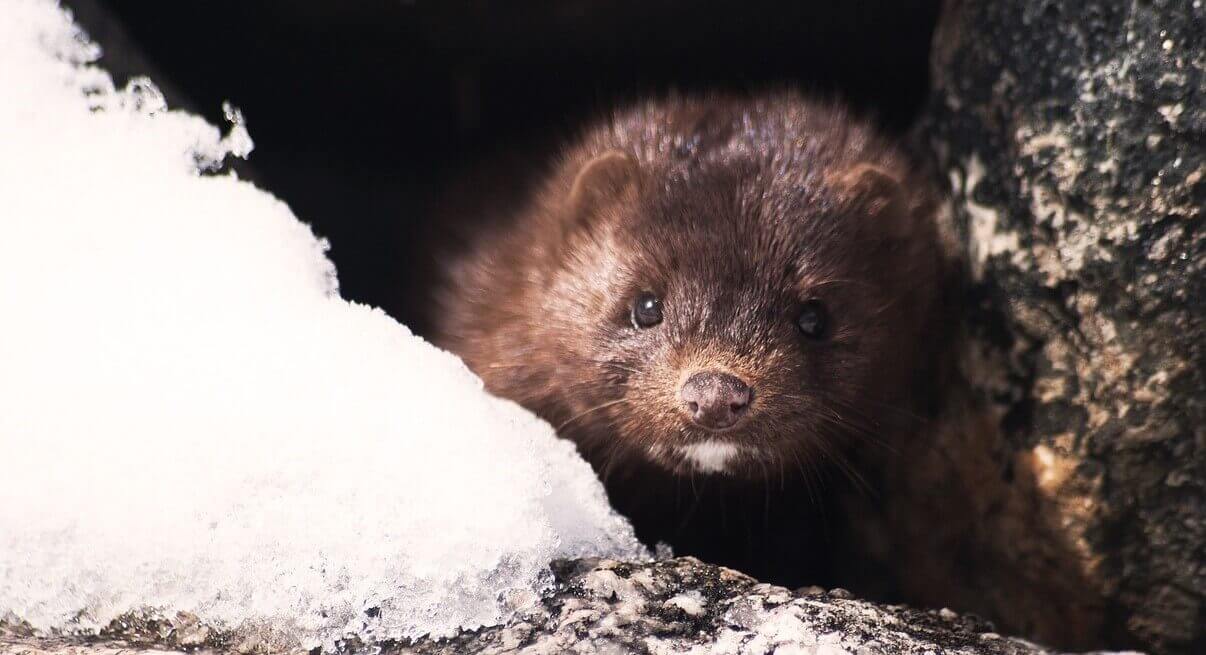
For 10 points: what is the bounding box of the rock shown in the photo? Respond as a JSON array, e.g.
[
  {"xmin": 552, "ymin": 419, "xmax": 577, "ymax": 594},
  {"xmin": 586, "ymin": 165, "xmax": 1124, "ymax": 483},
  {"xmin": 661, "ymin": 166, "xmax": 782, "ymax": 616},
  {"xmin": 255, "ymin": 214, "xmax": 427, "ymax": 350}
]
[
  {"xmin": 0, "ymin": 642, "xmax": 189, "ymax": 655},
  {"xmin": 0, "ymin": 557, "xmax": 1078, "ymax": 655},
  {"xmin": 872, "ymin": 0, "xmax": 1203, "ymax": 652}
]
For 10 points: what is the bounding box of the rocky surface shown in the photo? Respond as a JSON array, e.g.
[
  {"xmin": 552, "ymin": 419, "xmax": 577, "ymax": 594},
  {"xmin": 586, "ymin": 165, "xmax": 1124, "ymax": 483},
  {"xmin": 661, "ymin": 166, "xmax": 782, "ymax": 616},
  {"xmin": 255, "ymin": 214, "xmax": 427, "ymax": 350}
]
[
  {"xmin": 880, "ymin": 0, "xmax": 1204, "ymax": 652},
  {"xmin": 1, "ymin": 557, "xmax": 1072, "ymax": 655}
]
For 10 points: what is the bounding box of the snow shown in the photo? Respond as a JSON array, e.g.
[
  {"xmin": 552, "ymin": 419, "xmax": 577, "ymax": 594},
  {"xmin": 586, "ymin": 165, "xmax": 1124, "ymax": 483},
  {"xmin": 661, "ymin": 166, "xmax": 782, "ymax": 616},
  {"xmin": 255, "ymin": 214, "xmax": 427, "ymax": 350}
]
[{"xmin": 0, "ymin": 0, "xmax": 644, "ymax": 649}]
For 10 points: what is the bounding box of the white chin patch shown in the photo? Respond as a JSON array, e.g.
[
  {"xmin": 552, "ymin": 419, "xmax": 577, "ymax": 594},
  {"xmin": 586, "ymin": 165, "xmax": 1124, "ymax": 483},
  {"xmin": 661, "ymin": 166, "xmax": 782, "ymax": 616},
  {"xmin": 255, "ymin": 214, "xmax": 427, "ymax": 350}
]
[{"xmin": 674, "ymin": 440, "xmax": 741, "ymax": 474}]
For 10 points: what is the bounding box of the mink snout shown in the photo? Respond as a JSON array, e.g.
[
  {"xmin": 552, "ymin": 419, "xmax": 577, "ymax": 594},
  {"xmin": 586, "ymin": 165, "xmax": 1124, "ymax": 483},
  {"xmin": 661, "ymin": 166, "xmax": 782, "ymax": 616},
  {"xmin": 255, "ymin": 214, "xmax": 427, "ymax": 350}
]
[{"xmin": 679, "ymin": 371, "xmax": 752, "ymax": 430}]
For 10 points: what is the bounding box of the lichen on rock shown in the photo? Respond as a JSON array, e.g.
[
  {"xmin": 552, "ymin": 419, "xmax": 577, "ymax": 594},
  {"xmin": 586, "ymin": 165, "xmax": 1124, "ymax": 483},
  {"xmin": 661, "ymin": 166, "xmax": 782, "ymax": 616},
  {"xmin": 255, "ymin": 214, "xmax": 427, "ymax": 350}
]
[{"xmin": 904, "ymin": 0, "xmax": 1204, "ymax": 651}]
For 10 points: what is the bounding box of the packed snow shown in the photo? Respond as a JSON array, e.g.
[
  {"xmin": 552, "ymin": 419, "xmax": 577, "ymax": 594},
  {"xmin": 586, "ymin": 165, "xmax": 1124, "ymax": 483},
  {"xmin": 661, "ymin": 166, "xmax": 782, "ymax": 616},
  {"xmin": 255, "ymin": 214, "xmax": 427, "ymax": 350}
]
[{"xmin": 0, "ymin": 0, "xmax": 644, "ymax": 648}]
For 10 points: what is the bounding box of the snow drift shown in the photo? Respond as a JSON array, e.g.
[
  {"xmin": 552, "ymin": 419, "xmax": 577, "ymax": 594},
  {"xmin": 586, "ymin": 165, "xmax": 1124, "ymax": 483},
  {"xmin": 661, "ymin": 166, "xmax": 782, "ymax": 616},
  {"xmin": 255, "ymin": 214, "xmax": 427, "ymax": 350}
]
[{"xmin": 0, "ymin": 0, "xmax": 644, "ymax": 648}]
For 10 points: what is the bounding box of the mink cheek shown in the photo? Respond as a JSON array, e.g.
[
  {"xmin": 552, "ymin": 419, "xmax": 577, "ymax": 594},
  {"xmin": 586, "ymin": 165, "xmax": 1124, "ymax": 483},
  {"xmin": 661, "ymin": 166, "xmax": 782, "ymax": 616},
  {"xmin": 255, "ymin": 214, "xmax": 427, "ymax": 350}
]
[{"xmin": 602, "ymin": 367, "xmax": 630, "ymax": 386}]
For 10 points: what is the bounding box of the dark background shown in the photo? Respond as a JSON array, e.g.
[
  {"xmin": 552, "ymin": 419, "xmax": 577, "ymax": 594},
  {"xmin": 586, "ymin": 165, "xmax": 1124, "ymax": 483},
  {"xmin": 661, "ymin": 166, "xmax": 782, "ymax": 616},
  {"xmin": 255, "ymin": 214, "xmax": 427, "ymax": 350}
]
[{"xmin": 75, "ymin": 0, "xmax": 940, "ymax": 335}]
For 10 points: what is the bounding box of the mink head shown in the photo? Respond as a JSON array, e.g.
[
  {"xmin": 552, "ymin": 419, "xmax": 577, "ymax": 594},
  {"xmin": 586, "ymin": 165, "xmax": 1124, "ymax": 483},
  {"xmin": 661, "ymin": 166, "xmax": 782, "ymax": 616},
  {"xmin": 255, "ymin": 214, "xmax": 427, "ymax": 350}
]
[{"xmin": 440, "ymin": 96, "xmax": 947, "ymax": 477}]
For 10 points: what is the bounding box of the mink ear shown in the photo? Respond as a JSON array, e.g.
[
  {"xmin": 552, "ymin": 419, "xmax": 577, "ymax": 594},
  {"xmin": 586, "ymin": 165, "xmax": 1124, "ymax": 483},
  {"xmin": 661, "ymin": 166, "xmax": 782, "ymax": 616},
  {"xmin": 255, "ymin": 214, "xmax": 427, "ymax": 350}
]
[
  {"xmin": 829, "ymin": 163, "xmax": 906, "ymax": 216},
  {"xmin": 828, "ymin": 162, "xmax": 917, "ymax": 241},
  {"xmin": 566, "ymin": 150, "xmax": 639, "ymax": 220}
]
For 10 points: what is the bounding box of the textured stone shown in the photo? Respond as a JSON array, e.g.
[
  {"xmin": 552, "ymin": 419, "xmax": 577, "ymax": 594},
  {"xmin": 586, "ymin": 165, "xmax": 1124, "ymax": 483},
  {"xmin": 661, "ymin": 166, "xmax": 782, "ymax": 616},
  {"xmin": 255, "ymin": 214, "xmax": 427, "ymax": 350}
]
[
  {"xmin": 0, "ymin": 558, "xmax": 1081, "ymax": 655},
  {"xmin": 897, "ymin": 0, "xmax": 1204, "ymax": 652}
]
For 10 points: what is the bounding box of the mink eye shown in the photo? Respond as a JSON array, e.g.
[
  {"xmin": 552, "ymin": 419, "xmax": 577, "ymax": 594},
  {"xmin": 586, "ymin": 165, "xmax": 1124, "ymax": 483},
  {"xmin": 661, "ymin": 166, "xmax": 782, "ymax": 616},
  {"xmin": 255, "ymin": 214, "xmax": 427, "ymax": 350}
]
[
  {"xmin": 796, "ymin": 299, "xmax": 828, "ymax": 339},
  {"xmin": 631, "ymin": 292, "xmax": 664, "ymax": 328}
]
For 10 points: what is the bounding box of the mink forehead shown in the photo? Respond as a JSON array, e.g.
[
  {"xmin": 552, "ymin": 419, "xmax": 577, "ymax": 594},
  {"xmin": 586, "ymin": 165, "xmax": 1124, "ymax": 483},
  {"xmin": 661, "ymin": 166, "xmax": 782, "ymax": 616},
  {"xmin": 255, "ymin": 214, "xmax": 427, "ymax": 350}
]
[
  {"xmin": 604, "ymin": 95, "xmax": 887, "ymax": 183},
  {"xmin": 613, "ymin": 165, "xmax": 855, "ymax": 288}
]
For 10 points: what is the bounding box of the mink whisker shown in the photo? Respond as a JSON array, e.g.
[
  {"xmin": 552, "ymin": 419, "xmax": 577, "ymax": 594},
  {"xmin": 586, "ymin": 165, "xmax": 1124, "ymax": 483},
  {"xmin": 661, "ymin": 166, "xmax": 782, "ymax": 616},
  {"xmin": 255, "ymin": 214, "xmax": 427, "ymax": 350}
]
[{"xmin": 556, "ymin": 398, "xmax": 630, "ymax": 431}]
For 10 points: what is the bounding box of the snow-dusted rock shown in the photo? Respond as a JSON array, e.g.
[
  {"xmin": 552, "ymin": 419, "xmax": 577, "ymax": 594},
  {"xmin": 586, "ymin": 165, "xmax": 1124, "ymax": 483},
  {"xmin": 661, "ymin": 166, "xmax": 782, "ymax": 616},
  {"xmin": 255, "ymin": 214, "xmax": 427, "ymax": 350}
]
[{"xmin": 3, "ymin": 557, "xmax": 1090, "ymax": 655}]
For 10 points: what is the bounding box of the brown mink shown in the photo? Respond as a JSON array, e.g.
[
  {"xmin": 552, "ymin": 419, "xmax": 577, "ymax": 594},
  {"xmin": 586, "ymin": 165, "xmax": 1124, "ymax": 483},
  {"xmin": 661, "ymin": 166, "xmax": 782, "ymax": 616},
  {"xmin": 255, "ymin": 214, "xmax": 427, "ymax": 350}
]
[{"xmin": 431, "ymin": 93, "xmax": 950, "ymax": 586}]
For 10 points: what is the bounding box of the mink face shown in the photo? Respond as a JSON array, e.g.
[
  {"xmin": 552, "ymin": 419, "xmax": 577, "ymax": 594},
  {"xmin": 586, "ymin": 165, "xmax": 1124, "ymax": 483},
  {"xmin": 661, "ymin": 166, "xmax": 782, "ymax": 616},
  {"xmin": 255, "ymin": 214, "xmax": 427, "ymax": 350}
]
[{"xmin": 435, "ymin": 94, "xmax": 946, "ymax": 478}]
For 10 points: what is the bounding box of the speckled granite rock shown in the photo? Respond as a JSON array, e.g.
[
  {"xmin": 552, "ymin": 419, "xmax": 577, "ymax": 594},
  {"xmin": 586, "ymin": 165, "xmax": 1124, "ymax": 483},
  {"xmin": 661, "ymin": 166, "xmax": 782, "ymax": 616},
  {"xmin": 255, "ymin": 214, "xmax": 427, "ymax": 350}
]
[
  {"xmin": 884, "ymin": 0, "xmax": 1203, "ymax": 652},
  {"xmin": 1, "ymin": 557, "xmax": 1083, "ymax": 655}
]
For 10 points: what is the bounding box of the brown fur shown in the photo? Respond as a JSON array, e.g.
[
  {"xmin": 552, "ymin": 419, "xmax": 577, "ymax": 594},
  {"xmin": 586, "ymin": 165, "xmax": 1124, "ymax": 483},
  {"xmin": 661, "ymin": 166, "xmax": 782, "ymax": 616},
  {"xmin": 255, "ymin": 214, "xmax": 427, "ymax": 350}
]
[
  {"xmin": 433, "ymin": 92, "xmax": 949, "ymax": 481},
  {"xmin": 427, "ymin": 95, "xmax": 1112, "ymax": 647}
]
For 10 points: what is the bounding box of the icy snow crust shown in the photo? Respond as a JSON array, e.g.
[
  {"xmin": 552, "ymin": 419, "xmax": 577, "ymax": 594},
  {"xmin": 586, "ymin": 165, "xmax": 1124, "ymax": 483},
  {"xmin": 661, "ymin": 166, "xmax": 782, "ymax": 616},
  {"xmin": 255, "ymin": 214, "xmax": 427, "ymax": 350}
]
[{"xmin": 0, "ymin": 0, "xmax": 644, "ymax": 648}]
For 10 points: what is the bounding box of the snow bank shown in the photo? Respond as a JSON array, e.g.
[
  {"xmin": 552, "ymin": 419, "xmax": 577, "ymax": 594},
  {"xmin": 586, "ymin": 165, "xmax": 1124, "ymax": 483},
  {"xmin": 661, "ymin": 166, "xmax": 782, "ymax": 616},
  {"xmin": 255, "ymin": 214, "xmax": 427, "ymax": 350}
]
[{"xmin": 0, "ymin": 0, "xmax": 644, "ymax": 648}]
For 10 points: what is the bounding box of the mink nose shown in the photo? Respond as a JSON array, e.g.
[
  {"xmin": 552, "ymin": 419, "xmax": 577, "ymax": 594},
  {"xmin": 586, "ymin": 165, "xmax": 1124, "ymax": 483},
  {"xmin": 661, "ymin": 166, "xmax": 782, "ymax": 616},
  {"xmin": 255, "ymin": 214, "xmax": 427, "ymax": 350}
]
[{"xmin": 680, "ymin": 371, "xmax": 752, "ymax": 430}]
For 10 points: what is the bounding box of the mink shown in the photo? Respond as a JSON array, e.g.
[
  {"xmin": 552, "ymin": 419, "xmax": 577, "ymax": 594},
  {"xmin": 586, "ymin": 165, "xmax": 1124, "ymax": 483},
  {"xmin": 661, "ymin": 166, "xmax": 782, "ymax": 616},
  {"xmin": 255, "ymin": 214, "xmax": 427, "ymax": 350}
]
[{"xmin": 431, "ymin": 92, "xmax": 952, "ymax": 586}]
